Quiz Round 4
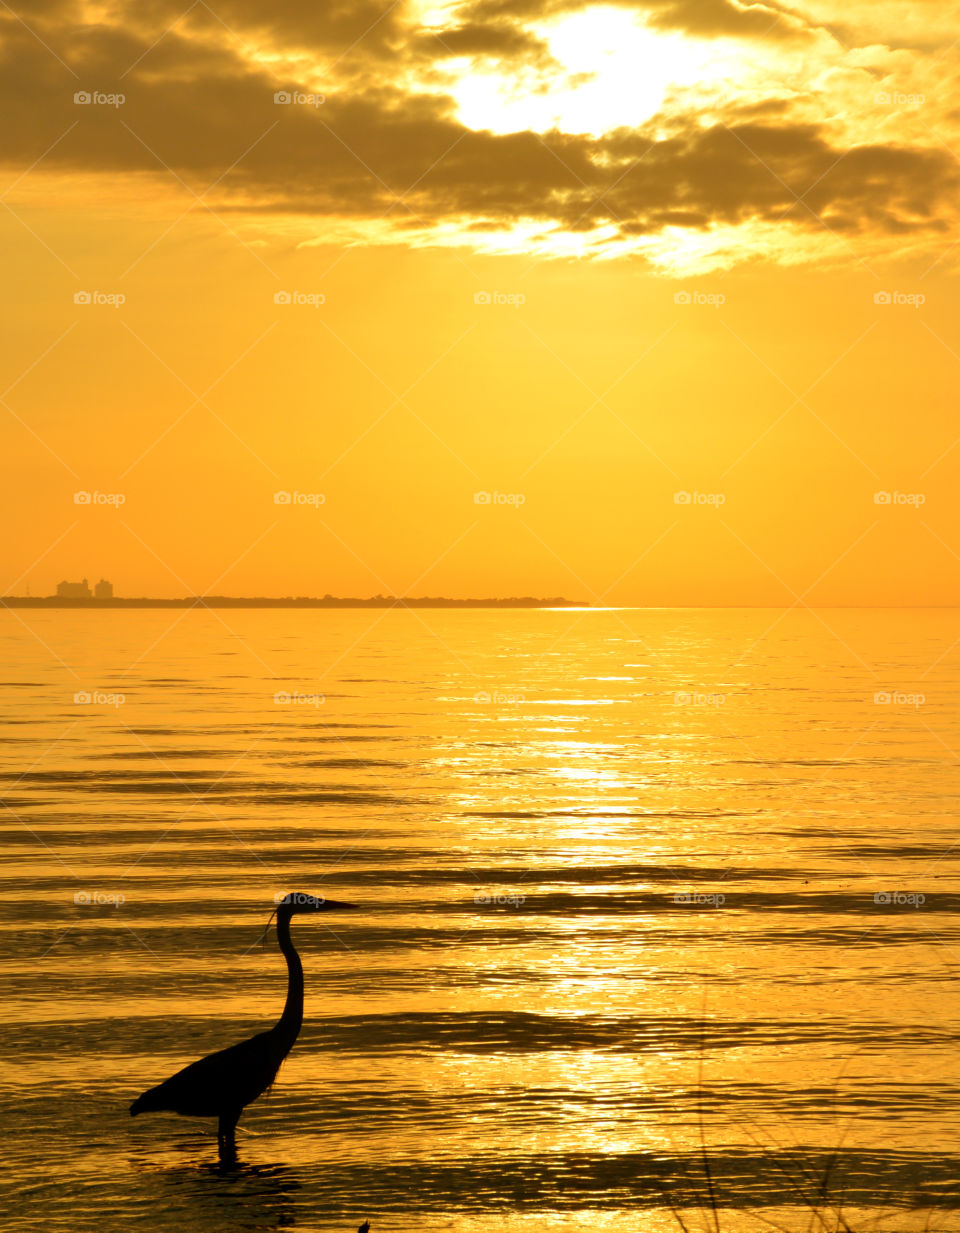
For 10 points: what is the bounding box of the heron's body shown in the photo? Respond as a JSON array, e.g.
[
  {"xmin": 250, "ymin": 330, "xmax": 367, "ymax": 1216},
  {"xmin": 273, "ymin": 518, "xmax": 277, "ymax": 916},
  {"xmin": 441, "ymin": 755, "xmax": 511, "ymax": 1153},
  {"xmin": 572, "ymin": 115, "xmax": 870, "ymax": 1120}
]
[{"xmin": 130, "ymin": 892, "xmax": 354, "ymax": 1161}]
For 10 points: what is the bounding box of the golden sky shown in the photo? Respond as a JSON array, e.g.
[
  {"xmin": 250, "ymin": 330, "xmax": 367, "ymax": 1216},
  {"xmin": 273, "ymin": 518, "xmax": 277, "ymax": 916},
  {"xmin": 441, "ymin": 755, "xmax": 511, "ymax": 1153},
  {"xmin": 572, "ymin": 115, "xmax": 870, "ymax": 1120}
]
[{"xmin": 2, "ymin": 0, "xmax": 959, "ymax": 604}]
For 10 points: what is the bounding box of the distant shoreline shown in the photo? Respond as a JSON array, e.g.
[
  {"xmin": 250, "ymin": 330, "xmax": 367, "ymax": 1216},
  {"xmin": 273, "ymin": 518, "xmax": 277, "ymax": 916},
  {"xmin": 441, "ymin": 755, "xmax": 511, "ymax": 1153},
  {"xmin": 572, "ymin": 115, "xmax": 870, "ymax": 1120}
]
[{"xmin": 1, "ymin": 596, "xmax": 588, "ymax": 609}]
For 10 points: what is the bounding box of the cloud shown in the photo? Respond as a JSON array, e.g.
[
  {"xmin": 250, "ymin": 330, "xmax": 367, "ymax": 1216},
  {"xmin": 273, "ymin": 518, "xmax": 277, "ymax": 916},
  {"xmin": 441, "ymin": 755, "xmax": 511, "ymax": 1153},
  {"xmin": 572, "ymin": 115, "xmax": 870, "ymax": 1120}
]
[
  {"xmin": 2, "ymin": 2, "xmax": 958, "ymax": 265},
  {"xmin": 449, "ymin": 0, "xmax": 813, "ymax": 41},
  {"xmin": 643, "ymin": 0, "xmax": 810, "ymax": 39},
  {"xmin": 414, "ymin": 21, "xmax": 554, "ymax": 61},
  {"xmin": 115, "ymin": 0, "xmax": 409, "ymax": 60}
]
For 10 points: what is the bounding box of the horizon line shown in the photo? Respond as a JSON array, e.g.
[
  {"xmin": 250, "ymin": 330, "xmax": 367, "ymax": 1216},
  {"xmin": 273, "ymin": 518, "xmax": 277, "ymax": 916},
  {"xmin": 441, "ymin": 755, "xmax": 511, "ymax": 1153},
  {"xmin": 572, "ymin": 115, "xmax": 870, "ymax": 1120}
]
[{"xmin": 5, "ymin": 596, "xmax": 960, "ymax": 611}]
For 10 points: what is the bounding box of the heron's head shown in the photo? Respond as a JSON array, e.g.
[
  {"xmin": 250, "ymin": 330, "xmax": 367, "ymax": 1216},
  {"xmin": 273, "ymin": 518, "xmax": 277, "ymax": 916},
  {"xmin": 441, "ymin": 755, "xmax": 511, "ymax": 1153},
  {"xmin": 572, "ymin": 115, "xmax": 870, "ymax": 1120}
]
[{"xmin": 276, "ymin": 891, "xmax": 356, "ymax": 917}]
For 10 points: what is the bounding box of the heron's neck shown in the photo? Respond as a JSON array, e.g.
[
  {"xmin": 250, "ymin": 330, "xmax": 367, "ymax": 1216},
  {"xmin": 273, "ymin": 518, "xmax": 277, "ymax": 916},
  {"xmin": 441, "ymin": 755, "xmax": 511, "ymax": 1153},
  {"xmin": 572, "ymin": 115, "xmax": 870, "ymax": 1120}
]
[{"xmin": 275, "ymin": 912, "xmax": 304, "ymax": 1043}]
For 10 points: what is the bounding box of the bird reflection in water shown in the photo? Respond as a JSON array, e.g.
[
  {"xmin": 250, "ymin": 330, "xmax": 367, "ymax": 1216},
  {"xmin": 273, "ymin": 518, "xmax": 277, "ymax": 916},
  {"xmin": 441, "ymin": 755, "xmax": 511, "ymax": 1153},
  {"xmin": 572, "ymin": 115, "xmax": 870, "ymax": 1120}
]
[
  {"xmin": 153, "ymin": 1157, "xmax": 303, "ymax": 1229},
  {"xmin": 130, "ymin": 892, "xmax": 356, "ymax": 1165}
]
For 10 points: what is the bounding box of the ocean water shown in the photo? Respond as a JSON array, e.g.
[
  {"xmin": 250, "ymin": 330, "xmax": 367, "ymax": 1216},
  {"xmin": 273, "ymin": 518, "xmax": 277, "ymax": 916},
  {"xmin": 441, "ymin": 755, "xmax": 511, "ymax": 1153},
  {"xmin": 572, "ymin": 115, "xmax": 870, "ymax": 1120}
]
[{"xmin": 2, "ymin": 606, "xmax": 960, "ymax": 1232}]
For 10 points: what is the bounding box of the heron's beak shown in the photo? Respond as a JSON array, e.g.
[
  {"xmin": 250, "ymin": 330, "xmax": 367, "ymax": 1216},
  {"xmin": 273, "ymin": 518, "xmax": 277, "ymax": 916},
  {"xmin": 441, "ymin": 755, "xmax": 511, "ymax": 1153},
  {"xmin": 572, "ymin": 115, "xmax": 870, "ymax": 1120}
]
[{"xmin": 313, "ymin": 897, "xmax": 357, "ymax": 911}]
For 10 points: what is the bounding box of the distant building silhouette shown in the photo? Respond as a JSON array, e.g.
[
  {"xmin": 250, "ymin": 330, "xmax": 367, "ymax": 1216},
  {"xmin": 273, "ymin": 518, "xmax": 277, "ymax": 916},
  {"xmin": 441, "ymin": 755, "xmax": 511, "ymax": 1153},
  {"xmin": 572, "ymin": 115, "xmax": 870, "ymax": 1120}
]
[
  {"xmin": 57, "ymin": 578, "xmax": 92, "ymax": 598},
  {"xmin": 94, "ymin": 579, "xmax": 114, "ymax": 599}
]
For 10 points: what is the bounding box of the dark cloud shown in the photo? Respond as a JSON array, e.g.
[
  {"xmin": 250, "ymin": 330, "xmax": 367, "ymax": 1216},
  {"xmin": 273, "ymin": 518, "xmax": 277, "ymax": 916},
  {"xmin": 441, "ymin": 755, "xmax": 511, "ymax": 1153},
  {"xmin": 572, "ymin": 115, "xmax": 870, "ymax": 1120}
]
[
  {"xmin": 452, "ymin": 0, "xmax": 812, "ymax": 41},
  {"xmin": 124, "ymin": 0, "xmax": 410, "ymax": 59},
  {"xmin": 594, "ymin": 123, "xmax": 958, "ymax": 235},
  {"xmin": 0, "ymin": 5, "xmax": 956, "ymax": 254},
  {"xmin": 413, "ymin": 21, "xmax": 553, "ymax": 62},
  {"xmin": 641, "ymin": 0, "xmax": 812, "ymax": 39}
]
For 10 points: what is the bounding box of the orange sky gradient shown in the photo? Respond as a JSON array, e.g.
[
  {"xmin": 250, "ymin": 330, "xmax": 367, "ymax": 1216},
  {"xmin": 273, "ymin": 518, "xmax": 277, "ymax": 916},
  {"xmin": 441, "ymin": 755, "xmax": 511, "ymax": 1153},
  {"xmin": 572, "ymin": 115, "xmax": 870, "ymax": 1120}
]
[{"xmin": 2, "ymin": 0, "xmax": 959, "ymax": 605}]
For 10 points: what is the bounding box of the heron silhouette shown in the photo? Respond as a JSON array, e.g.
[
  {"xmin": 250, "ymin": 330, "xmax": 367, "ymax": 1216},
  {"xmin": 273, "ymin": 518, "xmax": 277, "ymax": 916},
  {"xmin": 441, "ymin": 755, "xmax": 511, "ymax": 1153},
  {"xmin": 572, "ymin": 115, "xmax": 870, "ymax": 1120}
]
[{"xmin": 130, "ymin": 891, "xmax": 355, "ymax": 1162}]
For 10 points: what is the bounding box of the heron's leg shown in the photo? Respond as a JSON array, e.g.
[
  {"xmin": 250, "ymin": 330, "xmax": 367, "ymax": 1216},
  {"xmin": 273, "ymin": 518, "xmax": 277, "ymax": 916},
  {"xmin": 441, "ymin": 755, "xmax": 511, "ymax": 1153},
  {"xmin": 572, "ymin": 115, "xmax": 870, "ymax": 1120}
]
[{"xmin": 217, "ymin": 1111, "xmax": 240, "ymax": 1165}]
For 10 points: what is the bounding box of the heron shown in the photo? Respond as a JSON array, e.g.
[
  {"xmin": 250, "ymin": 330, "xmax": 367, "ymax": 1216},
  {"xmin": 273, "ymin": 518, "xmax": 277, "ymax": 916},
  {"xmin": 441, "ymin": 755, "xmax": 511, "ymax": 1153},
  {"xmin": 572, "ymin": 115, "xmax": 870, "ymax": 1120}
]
[{"xmin": 130, "ymin": 891, "xmax": 356, "ymax": 1162}]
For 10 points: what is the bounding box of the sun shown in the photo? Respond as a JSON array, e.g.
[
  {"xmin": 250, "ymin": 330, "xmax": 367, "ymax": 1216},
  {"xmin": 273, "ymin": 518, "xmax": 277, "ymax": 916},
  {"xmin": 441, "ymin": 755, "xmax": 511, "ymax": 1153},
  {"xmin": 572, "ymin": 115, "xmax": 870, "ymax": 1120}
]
[{"xmin": 448, "ymin": 6, "xmax": 722, "ymax": 137}]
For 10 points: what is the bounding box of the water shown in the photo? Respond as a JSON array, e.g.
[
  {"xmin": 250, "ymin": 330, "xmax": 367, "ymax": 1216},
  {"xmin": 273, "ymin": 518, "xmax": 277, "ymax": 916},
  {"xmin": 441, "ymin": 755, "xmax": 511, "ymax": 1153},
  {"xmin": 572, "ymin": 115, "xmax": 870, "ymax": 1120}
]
[{"xmin": 2, "ymin": 607, "xmax": 960, "ymax": 1232}]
